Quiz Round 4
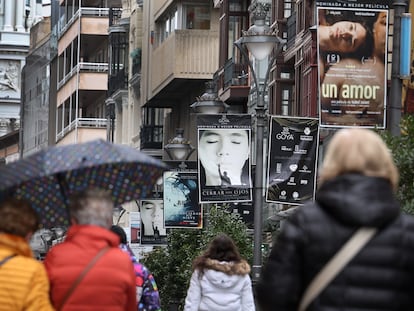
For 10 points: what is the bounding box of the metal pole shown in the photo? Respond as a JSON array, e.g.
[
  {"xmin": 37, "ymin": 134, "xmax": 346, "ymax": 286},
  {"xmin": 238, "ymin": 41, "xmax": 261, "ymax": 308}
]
[
  {"xmin": 389, "ymin": 0, "xmax": 410, "ymax": 136},
  {"xmin": 235, "ymin": 37, "xmax": 285, "ymax": 284},
  {"xmin": 234, "ymin": 39, "xmax": 264, "ymax": 284},
  {"xmin": 252, "ymin": 88, "xmax": 265, "ymax": 284}
]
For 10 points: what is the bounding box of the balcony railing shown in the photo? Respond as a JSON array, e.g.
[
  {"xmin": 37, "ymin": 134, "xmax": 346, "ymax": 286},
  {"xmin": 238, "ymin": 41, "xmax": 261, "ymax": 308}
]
[
  {"xmin": 58, "ymin": 7, "xmax": 109, "ymax": 38},
  {"xmin": 140, "ymin": 125, "xmax": 163, "ymax": 150},
  {"xmin": 57, "ymin": 118, "xmax": 107, "ymax": 140},
  {"xmin": 108, "ymin": 68, "xmax": 128, "ymax": 96},
  {"xmin": 58, "ymin": 62, "xmax": 108, "ymax": 89},
  {"xmin": 215, "ymin": 58, "xmax": 249, "ymax": 92},
  {"xmin": 150, "ymin": 29, "xmax": 219, "ymax": 96}
]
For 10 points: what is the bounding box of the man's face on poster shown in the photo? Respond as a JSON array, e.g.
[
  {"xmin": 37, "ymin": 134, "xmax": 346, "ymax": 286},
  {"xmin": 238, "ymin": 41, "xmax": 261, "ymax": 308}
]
[{"xmin": 198, "ymin": 129, "xmax": 249, "ymax": 186}]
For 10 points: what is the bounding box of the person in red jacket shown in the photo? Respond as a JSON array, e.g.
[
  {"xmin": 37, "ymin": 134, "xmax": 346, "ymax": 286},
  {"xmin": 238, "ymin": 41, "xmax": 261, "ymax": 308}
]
[{"xmin": 44, "ymin": 188, "xmax": 137, "ymax": 311}]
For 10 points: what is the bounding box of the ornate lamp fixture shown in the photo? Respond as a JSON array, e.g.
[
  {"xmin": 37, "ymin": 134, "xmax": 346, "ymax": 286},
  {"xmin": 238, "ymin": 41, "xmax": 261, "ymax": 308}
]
[
  {"xmin": 164, "ymin": 128, "xmax": 195, "ymax": 161},
  {"xmin": 190, "ymin": 81, "xmax": 229, "ymax": 114}
]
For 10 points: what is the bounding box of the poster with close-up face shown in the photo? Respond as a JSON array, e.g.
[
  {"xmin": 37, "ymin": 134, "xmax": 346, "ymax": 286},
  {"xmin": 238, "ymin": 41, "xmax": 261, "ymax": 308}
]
[
  {"xmin": 317, "ymin": 1, "xmax": 388, "ymax": 128},
  {"xmin": 139, "ymin": 199, "xmax": 167, "ymax": 245},
  {"xmin": 197, "ymin": 114, "xmax": 252, "ymax": 203}
]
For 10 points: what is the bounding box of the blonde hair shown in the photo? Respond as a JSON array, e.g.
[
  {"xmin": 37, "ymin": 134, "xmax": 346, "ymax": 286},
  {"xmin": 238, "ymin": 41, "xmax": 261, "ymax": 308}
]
[{"xmin": 319, "ymin": 128, "xmax": 399, "ymax": 191}]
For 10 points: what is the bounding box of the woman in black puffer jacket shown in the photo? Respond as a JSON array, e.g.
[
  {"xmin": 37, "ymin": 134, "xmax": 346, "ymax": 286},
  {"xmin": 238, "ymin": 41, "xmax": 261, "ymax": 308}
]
[{"xmin": 256, "ymin": 128, "xmax": 414, "ymax": 311}]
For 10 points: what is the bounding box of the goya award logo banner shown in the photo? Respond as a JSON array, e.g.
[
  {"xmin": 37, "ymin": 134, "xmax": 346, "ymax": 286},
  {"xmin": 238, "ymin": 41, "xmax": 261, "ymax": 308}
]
[
  {"xmin": 197, "ymin": 114, "xmax": 252, "ymax": 203},
  {"xmin": 317, "ymin": 1, "xmax": 388, "ymax": 128},
  {"xmin": 266, "ymin": 117, "xmax": 319, "ymax": 205},
  {"xmin": 163, "ymin": 170, "xmax": 202, "ymax": 229}
]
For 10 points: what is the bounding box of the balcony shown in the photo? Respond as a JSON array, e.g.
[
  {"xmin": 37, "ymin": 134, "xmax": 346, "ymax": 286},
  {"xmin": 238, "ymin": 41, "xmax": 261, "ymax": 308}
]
[
  {"xmin": 149, "ymin": 29, "xmax": 219, "ymax": 98},
  {"xmin": 57, "ymin": 62, "xmax": 108, "ymax": 104},
  {"xmin": 56, "ymin": 118, "xmax": 107, "ymax": 144},
  {"xmin": 58, "ymin": 62, "xmax": 108, "ymax": 90},
  {"xmin": 58, "ymin": 8, "xmax": 109, "ymax": 38},
  {"xmin": 108, "ymin": 68, "xmax": 128, "ymax": 96},
  {"xmin": 58, "ymin": 8, "xmax": 109, "ymax": 55},
  {"xmin": 140, "ymin": 125, "xmax": 163, "ymax": 150},
  {"xmin": 215, "ymin": 58, "xmax": 250, "ymax": 103}
]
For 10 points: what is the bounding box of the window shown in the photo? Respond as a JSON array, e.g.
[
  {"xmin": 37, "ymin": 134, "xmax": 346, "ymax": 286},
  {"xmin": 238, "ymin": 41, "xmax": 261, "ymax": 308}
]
[
  {"xmin": 154, "ymin": 2, "xmax": 210, "ymax": 46},
  {"xmin": 140, "ymin": 107, "xmax": 171, "ymax": 149},
  {"xmin": 228, "ymin": 15, "xmax": 247, "ymax": 60},
  {"xmin": 184, "ymin": 3, "xmax": 210, "ymax": 29},
  {"xmin": 281, "ymin": 88, "xmax": 291, "ymax": 116},
  {"xmin": 284, "ymin": 0, "xmax": 295, "ymax": 19},
  {"xmin": 155, "ymin": 7, "xmax": 178, "ymax": 46}
]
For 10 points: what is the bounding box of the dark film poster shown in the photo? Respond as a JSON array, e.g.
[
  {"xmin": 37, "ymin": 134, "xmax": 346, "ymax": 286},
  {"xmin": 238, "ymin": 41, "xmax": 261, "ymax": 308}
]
[
  {"xmin": 266, "ymin": 117, "xmax": 319, "ymax": 205},
  {"xmin": 317, "ymin": 2, "xmax": 388, "ymax": 128},
  {"xmin": 139, "ymin": 199, "xmax": 167, "ymax": 245},
  {"xmin": 197, "ymin": 114, "xmax": 252, "ymax": 203},
  {"xmin": 163, "ymin": 170, "xmax": 202, "ymax": 228}
]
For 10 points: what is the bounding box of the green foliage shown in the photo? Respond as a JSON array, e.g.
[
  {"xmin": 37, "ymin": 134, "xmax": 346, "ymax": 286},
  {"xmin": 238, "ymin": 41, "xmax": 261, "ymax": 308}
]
[
  {"xmin": 379, "ymin": 115, "xmax": 414, "ymax": 214},
  {"xmin": 141, "ymin": 205, "xmax": 252, "ymax": 310}
]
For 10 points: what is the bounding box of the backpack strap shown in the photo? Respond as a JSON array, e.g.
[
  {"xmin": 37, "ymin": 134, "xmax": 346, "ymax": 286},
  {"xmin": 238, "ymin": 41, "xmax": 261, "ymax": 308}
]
[{"xmin": 0, "ymin": 254, "xmax": 16, "ymax": 267}]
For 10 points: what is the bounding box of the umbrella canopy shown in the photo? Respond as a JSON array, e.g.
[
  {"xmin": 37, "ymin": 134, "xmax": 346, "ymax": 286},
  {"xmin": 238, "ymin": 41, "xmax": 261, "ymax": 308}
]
[{"xmin": 0, "ymin": 139, "xmax": 168, "ymax": 228}]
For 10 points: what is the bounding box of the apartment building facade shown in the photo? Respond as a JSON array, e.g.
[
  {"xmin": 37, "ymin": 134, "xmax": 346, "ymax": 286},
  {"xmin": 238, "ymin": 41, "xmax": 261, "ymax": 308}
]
[
  {"xmin": 52, "ymin": 0, "xmax": 121, "ymax": 145},
  {"xmin": 0, "ymin": 0, "xmax": 51, "ymax": 162},
  {"xmin": 138, "ymin": 0, "xmax": 220, "ymax": 161}
]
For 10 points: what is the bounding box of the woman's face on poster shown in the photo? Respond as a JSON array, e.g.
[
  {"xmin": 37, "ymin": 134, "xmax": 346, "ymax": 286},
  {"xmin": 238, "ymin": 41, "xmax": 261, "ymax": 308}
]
[
  {"xmin": 320, "ymin": 21, "xmax": 367, "ymax": 53},
  {"xmin": 198, "ymin": 129, "xmax": 249, "ymax": 185}
]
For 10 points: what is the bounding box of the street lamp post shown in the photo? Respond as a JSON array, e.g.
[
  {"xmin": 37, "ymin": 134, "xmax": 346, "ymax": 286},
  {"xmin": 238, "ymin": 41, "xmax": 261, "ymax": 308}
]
[
  {"xmin": 234, "ymin": 4, "xmax": 286, "ymax": 284},
  {"xmin": 105, "ymin": 98, "xmax": 116, "ymax": 142}
]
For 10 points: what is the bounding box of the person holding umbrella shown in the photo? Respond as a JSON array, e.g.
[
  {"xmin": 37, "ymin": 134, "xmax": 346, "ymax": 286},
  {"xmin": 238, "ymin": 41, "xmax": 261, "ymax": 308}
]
[
  {"xmin": 44, "ymin": 188, "xmax": 137, "ymax": 311},
  {"xmin": 0, "ymin": 198, "xmax": 54, "ymax": 310}
]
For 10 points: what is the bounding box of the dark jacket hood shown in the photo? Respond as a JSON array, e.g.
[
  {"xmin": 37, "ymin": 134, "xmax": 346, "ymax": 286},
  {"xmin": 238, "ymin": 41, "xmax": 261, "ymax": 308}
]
[{"xmin": 316, "ymin": 174, "xmax": 400, "ymax": 227}]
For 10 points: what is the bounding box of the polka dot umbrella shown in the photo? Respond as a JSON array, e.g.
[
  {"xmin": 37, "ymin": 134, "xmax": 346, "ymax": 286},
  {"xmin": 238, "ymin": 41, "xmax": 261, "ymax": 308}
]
[{"xmin": 0, "ymin": 139, "xmax": 168, "ymax": 228}]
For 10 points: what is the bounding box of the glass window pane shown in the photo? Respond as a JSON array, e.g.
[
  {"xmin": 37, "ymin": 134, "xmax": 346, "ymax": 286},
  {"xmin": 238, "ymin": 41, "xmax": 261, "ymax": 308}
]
[{"xmin": 185, "ymin": 4, "xmax": 210, "ymax": 29}]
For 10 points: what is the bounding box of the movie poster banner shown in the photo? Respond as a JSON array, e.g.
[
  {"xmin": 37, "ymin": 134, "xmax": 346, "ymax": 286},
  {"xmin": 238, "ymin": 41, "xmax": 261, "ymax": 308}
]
[
  {"xmin": 163, "ymin": 170, "xmax": 202, "ymax": 228},
  {"xmin": 317, "ymin": 1, "xmax": 388, "ymax": 128},
  {"xmin": 139, "ymin": 199, "xmax": 167, "ymax": 245},
  {"xmin": 197, "ymin": 114, "xmax": 252, "ymax": 203},
  {"xmin": 266, "ymin": 117, "xmax": 319, "ymax": 205}
]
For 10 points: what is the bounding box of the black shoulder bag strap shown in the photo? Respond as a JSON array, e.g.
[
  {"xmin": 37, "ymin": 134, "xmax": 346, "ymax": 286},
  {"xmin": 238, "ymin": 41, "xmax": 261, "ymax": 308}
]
[
  {"xmin": 0, "ymin": 254, "xmax": 16, "ymax": 267},
  {"xmin": 57, "ymin": 246, "xmax": 111, "ymax": 311}
]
